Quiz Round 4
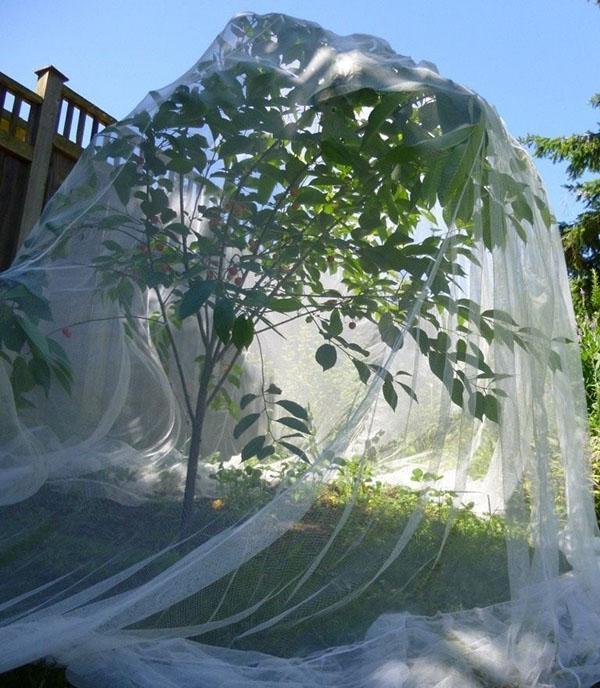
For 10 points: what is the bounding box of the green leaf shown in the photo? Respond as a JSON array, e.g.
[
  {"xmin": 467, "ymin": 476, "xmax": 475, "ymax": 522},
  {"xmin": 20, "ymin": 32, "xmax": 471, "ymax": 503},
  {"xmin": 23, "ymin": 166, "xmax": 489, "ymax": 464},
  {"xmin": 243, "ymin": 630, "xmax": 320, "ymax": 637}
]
[
  {"xmin": 534, "ymin": 195, "xmax": 553, "ymax": 228},
  {"xmin": 512, "ymin": 196, "xmax": 534, "ymax": 225},
  {"xmin": 483, "ymin": 395, "xmax": 499, "ymax": 423},
  {"xmin": 276, "ymin": 400, "xmax": 309, "ymax": 420},
  {"xmin": 472, "ymin": 391, "xmax": 486, "ymax": 420},
  {"xmin": 411, "ymin": 468, "xmax": 424, "ymax": 482},
  {"xmin": 267, "ymin": 297, "xmax": 303, "ymax": 313},
  {"xmin": 362, "ymin": 94, "xmax": 403, "ymax": 148},
  {"xmin": 47, "ymin": 338, "xmax": 70, "ymax": 367},
  {"xmin": 256, "ymin": 172, "xmax": 277, "ymax": 204},
  {"xmin": 241, "ymin": 435, "xmax": 266, "ymax": 461},
  {"xmin": 428, "ymin": 351, "xmax": 448, "ymax": 381},
  {"xmin": 353, "ymin": 358, "xmax": 371, "ymax": 384},
  {"xmin": 359, "ymin": 244, "xmax": 410, "ymax": 274},
  {"xmin": 265, "ymin": 383, "xmax": 282, "ymax": 395},
  {"xmin": 413, "ymin": 124, "xmax": 475, "ymax": 154},
  {"xmin": 450, "ymin": 379, "xmax": 464, "ymax": 406},
  {"xmin": 178, "ymin": 281, "xmax": 214, "ymax": 319},
  {"xmin": 410, "ymin": 327, "xmax": 430, "ymax": 355},
  {"xmin": 231, "ymin": 316, "xmax": 254, "ymax": 350},
  {"xmin": 327, "ymin": 309, "xmax": 343, "ymax": 337},
  {"xmin": 343, "ymin": 339, "xmax": 370, "ymax": 357},
  {"xmin": 378, "ymin": 313, "xmax": 402, "ymax": 348},
  {"xmin": 481, "ymin": 309, "xmax": 517, "ymax": 326},
  {"xmin": 220, "ymin": 135, "xmax": 256, "ymax": 157},
  {"xmin": 240, "ymin": 393, "xmax": 258, "ymax": 409},
  {"xmin": 321, "ymin": 139, "xmax": 365, "ymax": 171},
  {"xmin": 161, "ymin": 208, "xmax": 177, "ymax": 223},
  {"xmin": 278, "ymin": 440, "xmax": 310, "ymax": 463},
  {"xmin": 549, "ymin": 350, "xmax": 562, "ymax": 372},
  {"xmin": 358, "ymin": 207, "xmax": 381, "ymax": 232},
  {"xmin": 193, "ymin": 236, "xmax": 221, "ymax": 255},
  {"xmin": 29, "ymin": 357, "xmax": 51, "ymax": 394},
  {"xmin": 8, "ymin": 287, "xmax": 52, "ymax": 322},
  {"xmin": 10, "ymin": 357, "xmax": 35, "ymax": 395},
  {"xmin": 275, "ymin": 416, "xmax": 311, "ymax": 434},
  {"xmin": 165, "ymin": 222, "xmax": 190, "ymax": 236},
  {"xmin": 113, "ymin": 162, "xmax": 139, "ymax": 206},
  {"xmin": 18, "ymin": 316, "xmax": 52, "ymax": 360},
  {"xmin": 257, "ymin": 445, "xmax": 275, "ymax": 460},
  {"xmin": 382, "ymin": 376, "xmax": 398, "ymax": 410},
  {"xmin": 399, "ymin": 382, "xmax": 418, "ymax": 402},
  {"xmin": 437, "ymin": 122, "xmax": 484, "ymax": 221},
  {"xmin": 296, "ymin": 187, "xmax": 326, "ymax": 205},
  {"xmin": 166, "ymin": 156, "xmax": 194, "ymax": 175},
  {"xmin": 233, "ymin": 413, "xmax": 260, "ymax": 439},
  {"xmin": 315, "ymin": 343, "xmax": 336, "ymax": 371},
  {"xmin": 213, "ymin": 298, "xmax": 235, "ymax": 344},
  {"xmin": 1, "ymin": 316, "xmax": 26, "ymax": 352},
  {"xmin": 102, "ymin": 240, "xmax": 122, "ymax": 253}
]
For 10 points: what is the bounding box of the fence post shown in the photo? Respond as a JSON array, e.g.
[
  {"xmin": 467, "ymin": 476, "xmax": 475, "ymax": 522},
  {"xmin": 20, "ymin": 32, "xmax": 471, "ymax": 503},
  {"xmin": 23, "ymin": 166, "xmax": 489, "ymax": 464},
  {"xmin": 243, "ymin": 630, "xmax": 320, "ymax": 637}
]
[{"xmin": 18, "ymin": 65, "xmax": 68, "ymax": 245}]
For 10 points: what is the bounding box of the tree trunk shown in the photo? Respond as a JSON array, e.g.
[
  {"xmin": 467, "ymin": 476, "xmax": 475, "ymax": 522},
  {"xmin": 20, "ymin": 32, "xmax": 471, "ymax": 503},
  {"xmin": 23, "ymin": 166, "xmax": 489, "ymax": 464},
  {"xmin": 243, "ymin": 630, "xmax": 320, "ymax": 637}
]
[{"xmin": 180, "ymin": 359, "xmax": 212, "ymax": 536}]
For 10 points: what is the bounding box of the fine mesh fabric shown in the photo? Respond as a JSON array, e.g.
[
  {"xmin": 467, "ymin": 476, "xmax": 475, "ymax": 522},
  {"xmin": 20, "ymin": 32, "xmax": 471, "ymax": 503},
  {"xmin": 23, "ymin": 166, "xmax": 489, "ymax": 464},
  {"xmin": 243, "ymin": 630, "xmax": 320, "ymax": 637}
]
[{"xmin": 1, "ymin": 12, "xmax": 600, "ymax": 688}]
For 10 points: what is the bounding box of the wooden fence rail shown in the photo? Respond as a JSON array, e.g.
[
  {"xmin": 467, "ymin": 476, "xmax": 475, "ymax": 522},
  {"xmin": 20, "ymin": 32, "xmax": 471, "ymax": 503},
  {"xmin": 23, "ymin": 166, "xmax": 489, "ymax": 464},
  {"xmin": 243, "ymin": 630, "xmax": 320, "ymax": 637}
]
[{"xmin": 0, "ymin": 66, "xmax": 115, "ymax": 269}]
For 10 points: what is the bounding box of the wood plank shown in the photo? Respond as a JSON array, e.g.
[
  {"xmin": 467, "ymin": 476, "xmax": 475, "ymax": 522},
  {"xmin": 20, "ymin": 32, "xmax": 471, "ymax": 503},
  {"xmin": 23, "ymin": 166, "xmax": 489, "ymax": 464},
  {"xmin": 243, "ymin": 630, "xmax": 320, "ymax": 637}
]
[
  {"xmin": 75, "ymin": 108, "xmax": 86, "ymax": 146},
  {"xmin": 27, "ymin": 101, "xmax": 40, "ymax": 146},
  {"xmin": 1, "ymin": 108, "xmax": 32, "ymax": 144},
  {"xmin": 2, "ymin": 65, "xmax": 117, "ymax": 256},
  {"xmin": 53, "ymin": 133, "xmax": 82, "ymax": 160},
  {"xmin": 0, "ymin": 149, "xmax": 30, "ymax": 268},
  {"xmin": 9, "ymin": 96, "xmax": 22, "ymax": 136},
  {"xmin": 18, "ymin": 66, "xmax": 67, "ymax": 242},
  {"xmin": 0, "ymin": 132, "xmax": 33, "ymax": 161},
  {"xmin": 62, "ymin": 101, "xmax": 74, "ymax": 139},
  {"xmin": 0, "ymin": 72, "xmax": 43, "ymax": 107},
  {"xmin": 62, "ymin": 85, "xmax": 115, "ymax": 127},
  {"xmin": 44, "ymin": 147, "xmax": 76, "ymax": 205}
]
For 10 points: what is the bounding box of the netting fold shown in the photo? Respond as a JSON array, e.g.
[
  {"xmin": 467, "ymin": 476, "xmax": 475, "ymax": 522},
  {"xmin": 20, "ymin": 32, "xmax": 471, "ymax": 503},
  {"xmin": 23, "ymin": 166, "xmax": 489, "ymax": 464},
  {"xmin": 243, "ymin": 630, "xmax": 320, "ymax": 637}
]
[{"xmin": 1, "ymin": 12, "xmax": 599, "ymax": 688}]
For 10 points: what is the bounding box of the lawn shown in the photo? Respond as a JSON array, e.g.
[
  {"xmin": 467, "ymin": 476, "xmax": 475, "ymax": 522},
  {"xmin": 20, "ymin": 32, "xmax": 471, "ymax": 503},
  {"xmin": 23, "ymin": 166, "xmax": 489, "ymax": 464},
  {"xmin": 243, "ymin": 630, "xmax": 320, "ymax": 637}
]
[{"xmin": 0, "ymin": 466, "xmax": 517, "ymax": 686}]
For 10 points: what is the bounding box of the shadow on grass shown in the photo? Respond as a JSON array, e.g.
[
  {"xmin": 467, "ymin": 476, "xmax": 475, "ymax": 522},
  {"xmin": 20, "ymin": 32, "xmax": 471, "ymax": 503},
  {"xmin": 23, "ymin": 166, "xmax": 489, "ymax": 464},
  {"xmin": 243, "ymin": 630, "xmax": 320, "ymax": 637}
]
[
  {"xmin": 0, "ymin": 480, "xmax": 552, "ymax": 686},
  {"xmin": 1, "ymin": 661, "xmax": 69, "ymax": 688}
]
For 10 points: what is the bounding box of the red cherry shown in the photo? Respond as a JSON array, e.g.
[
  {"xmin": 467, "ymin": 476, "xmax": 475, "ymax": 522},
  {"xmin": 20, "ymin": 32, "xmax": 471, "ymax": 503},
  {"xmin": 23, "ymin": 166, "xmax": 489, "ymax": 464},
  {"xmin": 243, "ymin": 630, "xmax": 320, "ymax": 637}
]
[
  {"xmin": 227, "ymin": 266, "xmax": 238, "ymax": 277},
  {"xmin": 232, "ymin": 202, "xmax": 248, "ymax": 217},
  {"xmin": 234, "ymin": 276, "xmax": 243, "ymax": 286},
  {"xmin": 349, "ymin": 321, "xmax": 356, "ymax": 330},
  {"xmin": 61, "ymin": 327, "xmax": 72, "ymax": 338},
  {"xmin": 207, "ymin": 271, "xmax": 216, "ymax": 279}
]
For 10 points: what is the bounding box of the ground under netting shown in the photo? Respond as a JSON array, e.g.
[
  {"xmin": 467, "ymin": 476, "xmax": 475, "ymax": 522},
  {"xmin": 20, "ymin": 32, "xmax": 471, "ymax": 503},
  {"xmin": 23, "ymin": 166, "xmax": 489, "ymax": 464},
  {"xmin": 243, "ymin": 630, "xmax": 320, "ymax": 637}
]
[{"xmin": 1, "ymin": 11, "xmax": 600, "ymax": 688}]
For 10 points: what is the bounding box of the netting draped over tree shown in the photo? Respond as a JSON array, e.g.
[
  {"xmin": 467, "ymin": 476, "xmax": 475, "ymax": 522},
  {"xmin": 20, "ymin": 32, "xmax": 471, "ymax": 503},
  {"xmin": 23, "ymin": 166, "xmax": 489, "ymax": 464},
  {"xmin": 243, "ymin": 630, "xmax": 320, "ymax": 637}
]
[{"xmin": 1, "ymin": 12, "xmax": 599, "ymax": 688}]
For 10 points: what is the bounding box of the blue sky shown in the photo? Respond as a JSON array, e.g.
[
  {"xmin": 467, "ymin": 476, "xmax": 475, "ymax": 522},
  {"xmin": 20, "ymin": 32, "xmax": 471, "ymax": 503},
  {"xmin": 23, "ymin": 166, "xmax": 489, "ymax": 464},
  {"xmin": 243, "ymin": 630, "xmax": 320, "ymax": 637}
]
[{"xmin": 3, "ymin": 0, "xmax": 599, "ymax": 222}]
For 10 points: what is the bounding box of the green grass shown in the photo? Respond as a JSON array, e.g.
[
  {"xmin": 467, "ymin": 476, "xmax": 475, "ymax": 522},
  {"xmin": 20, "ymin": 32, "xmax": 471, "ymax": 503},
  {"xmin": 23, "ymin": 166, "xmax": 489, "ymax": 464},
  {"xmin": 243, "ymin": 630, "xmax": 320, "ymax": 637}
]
[{"xmin": 0, "ymin": 475, "xmax": 524, "ymax": 686}]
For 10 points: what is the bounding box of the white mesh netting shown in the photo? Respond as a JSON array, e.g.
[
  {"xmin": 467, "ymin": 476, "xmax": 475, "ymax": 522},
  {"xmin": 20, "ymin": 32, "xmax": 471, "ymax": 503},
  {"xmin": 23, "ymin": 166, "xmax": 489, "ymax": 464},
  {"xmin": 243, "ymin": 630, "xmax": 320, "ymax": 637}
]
[{"xmin": 1, "ymin": 12, "xmax": 599, "ymax": 688}]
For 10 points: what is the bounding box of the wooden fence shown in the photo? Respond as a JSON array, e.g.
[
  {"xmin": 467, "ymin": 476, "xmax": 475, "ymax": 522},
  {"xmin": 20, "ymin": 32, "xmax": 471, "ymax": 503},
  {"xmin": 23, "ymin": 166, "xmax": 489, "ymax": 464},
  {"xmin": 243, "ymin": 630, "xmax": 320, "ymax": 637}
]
[{"xmin": 0, "ymin": 66, "xmax": 115, "ymax": 269}]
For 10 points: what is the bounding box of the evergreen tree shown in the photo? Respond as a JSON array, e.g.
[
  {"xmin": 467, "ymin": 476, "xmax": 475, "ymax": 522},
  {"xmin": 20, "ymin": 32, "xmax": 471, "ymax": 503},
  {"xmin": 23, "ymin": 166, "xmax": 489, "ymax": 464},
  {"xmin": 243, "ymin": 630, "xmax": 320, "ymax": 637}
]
[{"xmin": 525, "ymin": 94, "xmax": 599, "ymax": 307}]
